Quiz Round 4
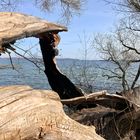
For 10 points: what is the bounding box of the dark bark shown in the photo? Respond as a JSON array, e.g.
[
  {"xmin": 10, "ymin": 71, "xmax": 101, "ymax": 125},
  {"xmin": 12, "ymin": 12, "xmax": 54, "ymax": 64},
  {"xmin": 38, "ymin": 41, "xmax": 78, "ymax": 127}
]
[
  {"xmin": 39, "ymin": 33, "xmax": 84, "ymax": 99},
  {"xmin": 131, "ymin": 64, "xmax": 140, "ymax": 89}
]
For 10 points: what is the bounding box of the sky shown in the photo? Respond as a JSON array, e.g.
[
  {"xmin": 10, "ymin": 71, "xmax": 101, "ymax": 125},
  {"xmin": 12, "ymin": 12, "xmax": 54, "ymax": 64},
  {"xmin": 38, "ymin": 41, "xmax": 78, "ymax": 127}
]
[{"xmin": 2, "ymin": 0, "xmax": 119, "ymax": 60}]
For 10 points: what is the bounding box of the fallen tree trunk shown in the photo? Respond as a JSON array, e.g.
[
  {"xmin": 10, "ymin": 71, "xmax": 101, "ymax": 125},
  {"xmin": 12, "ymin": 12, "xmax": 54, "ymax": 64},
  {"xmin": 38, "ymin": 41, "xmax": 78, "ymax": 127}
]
[
  {"xmin": 0, "ymin": 85, "xmax": 104, "ymax": 140},
  {"xmin": 61, "ymin": 91, "xmax": 138, "ymax": 110},
  {"xmin": 0, "ymin": 12, "xmax": 67, "ymax": 51},
  {"xmin": 64, "ymin": 88, "xmax": 140, "ymax": 140},
  {"xmin": 70, "ymin": 106, "xmax": 140, "ymax": 140}
]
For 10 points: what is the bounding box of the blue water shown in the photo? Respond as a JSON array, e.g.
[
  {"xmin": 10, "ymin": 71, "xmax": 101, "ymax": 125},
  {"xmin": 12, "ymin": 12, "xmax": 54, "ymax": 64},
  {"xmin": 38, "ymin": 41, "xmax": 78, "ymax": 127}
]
[{"xmin": 0, "ymin": 58, "xmax": 139, "ymax": 93}]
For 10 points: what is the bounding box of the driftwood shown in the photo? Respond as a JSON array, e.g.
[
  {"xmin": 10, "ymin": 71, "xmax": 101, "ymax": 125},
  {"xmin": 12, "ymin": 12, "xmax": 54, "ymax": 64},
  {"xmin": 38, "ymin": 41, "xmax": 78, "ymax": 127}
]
[
  {"xmin": 61, "ymin": 91, "xmax": 135, "ymax": 110},
  {"xmin": 61, "ymin": 90, "xmax": 107, "ymax": 105},
  {"xmin": 0, "ymin": 12, "xmax": 67, "ymax": 53},
  {"xmin": 0, "ymin": 85, "xmax": 104, "ymax": 140},
  {"xmin": 63, "ymin": 88, "xmax": 140, "ymax": 140}
]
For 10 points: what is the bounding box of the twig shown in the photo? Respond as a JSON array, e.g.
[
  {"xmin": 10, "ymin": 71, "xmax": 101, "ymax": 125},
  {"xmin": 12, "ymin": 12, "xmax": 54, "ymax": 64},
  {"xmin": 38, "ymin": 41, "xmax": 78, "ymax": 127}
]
[
  {"xmin": 11, "ymin": 49, "xmax": 43, "ymax": 71},
  {"xmin": 7, "ymin": 52, "xmax": 15, "ymax": 70}
]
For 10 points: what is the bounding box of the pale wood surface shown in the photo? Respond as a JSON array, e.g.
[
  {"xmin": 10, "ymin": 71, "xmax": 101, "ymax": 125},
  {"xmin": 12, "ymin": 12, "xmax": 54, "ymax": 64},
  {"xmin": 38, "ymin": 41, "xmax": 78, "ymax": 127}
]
[
  {"xmin": 0, "ymin": 85, "xmax": 104, "ymax": 140},
  {"xmin": 0, "ymin": 12, "xmax": 67, "ymax": 50}
]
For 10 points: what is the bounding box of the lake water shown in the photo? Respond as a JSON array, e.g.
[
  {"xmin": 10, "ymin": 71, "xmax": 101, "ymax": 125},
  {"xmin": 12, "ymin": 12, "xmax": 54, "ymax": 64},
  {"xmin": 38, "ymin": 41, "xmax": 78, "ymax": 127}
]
[{"xmin": 0, "ymin": 58, "xmax": 139, "ymax": 93}]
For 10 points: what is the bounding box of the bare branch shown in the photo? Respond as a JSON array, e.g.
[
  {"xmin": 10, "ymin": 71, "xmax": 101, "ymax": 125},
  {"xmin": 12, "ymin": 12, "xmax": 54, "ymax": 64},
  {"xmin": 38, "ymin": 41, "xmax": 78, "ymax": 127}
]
[
  {"xmin": 0, "ymin": 0, "xmax": 84, "ymax": 24},
  {"xmin": 131, "ymin": 64, "xmax": 140, "ymax": 89},
  {"xmin": 104, "ymin": 0, "xmax": 140, "ymax": 13},
  {"xmin": 0, "ymin": 0, "xmax": 21, "ymax": 11},
  {"xmin": 6, "ymin": 43, "xmax": 44, "ymax": 71},
  {"xmin": 34, "ymin": 0, "xmax": 84, "ymax": 24},
  {"xmin": 7, "ymin": 52, "xmax": 15, "ymax": 70},
  {"xmin": 61, "ymin": 90, "xmax": 107, "ymax": 105},
  {"xmin": 119, "ymin": 37, "xmax": 140, "ymax": 55},
  {"xmin": 93, "ymin": 31, "xmax": 140, "ymax": 91}
]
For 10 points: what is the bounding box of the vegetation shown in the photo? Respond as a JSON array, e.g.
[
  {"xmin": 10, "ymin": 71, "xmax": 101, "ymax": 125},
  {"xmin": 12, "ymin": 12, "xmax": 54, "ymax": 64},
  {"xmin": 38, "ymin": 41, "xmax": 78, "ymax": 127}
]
[
  {"xmin": 93, "ymin": 26, "xmax": 140, "ymax": 91},
  {"xmin": 89, "ymin": 0, "xmax": 140, "ymax": 92},
  {"xmin": 0, "ymin": 0, "xmax": 84, "ymax": 24}
]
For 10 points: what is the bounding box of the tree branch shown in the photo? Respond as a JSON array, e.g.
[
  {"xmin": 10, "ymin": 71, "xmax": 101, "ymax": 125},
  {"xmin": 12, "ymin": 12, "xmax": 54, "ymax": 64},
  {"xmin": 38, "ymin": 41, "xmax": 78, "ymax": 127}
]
[
  {"xmin": 131, "ymin": 64, "xmax": 140, "ymax": 89},
  {"xmin": 61, "ymin": 90, "xmax": 107, "ymax": 105},
  {"xmin": 61, "ymin": 90, "xmax": 140, "ymax": 110}
]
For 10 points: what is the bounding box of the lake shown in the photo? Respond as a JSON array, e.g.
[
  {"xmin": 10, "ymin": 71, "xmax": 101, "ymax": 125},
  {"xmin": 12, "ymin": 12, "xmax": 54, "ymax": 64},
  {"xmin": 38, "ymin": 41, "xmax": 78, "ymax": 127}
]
[{"xmin": 0, "ymin": 58, "xmax": 139, "ymax": 93}]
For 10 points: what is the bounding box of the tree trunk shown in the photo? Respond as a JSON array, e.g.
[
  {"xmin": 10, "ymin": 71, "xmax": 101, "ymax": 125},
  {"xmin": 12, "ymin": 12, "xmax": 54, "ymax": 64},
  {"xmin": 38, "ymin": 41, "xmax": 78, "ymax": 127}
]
[
  {"xmin": 0, "ymin": 85, "xmax": 104, "ymax": 140},
  {"xmin": 39, "ymin": 33, "xmax": 84, "ymax": 99}
]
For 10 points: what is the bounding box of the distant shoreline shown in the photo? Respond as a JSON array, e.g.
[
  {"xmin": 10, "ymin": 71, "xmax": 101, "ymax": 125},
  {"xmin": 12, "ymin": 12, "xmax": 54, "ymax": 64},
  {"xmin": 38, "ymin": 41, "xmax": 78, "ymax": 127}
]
[{"xmin": 0, "ymin": 57, "xmax": 104, "ymax": 61}]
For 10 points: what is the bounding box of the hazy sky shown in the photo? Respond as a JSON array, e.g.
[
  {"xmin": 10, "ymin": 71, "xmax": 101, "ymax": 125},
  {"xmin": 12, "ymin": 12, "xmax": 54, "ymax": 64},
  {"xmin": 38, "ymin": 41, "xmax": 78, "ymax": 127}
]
[{"xmin": 2, "ymin": 0, "xmax": 119, "ymax": 59}]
